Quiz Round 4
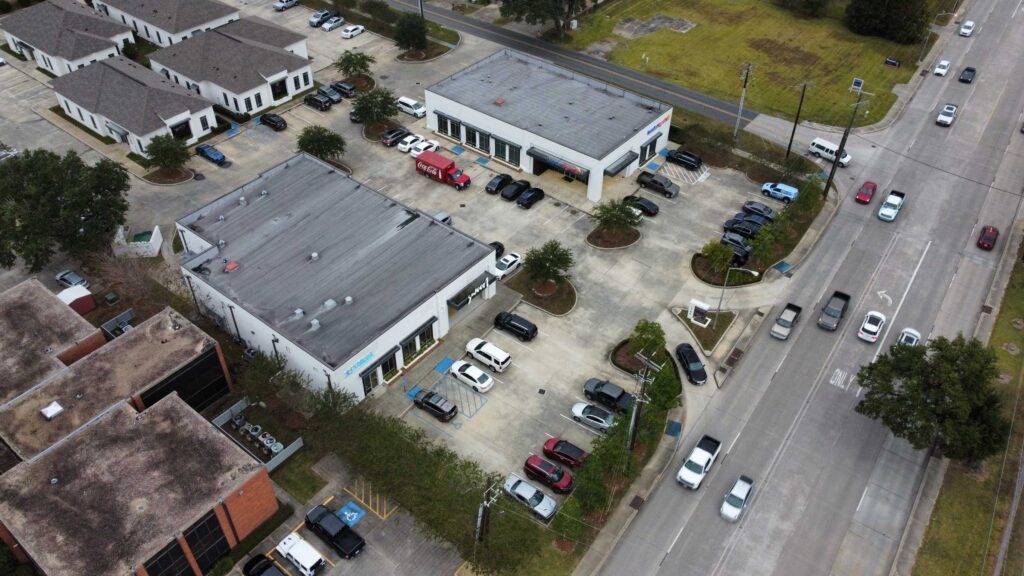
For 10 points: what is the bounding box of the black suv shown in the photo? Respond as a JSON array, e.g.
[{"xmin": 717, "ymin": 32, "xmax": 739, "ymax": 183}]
[
  {"xmin": 636, "ymin": 171, "xmax": 679, "ymax": 198},
  {"xmin": 666, "ymin": 148, "xmax": 702, "ymax": 170},
  {"xmin": 623, "ymin": 195, "xmax": 659, "ymax": 216},
  {"xmin": 742, "ymin": 201, "xmax": 776, "ymax": 221},
  {"xmin": 583, "ymin": 379, "xmax": 635, "ymax": 412},
  {"xmin": 331, "ymin": 80, "xmax": 358, "ymax": 98},
  {"xmin": 675, "ymin": 343, "xmax": 707, "ymax": 385},
  {"xmin": 500, "ymin": 179, "xmax": 531, "ymax": 201},
  {"xmin": 243, "ymin": 555, "xmax": 286, "ymax": 576},
  {"xmin": 304, "ymin": 93, "xmax": 332, "ymax": 111},
  {"xmin": 486, "ymin": 173, "xmax": 513, "ymax": 194},
  {"xmin": 721, "ymin": 232, "xmax": 752, "ymax": 263},
  {"xmin": 381, "ymin": 127, "xmax": 410, "ymax": 146},
  {"xmin": 260, "ymin": 113, "xmax": 287, "ymax": 131},
  {"xmin": 959, "ymin": 66, "xmax": 977, "ymax": 84},
  {"xmin": 723, "ymin": 218, "xmax": 761, "ymax": 239},
  {"xmin": 413, "ymin": 390, "xmax": 458, "ymax": 422},
  {"xmin": 316, "ymin": 86, "xmax": 343, "ymax": 104},
  {"xmin": 305, "ymin": 505, "xmax": 366, "ymax": 559},
  {"xmin": 494, "ymin": 311, "xmax": 537, "ymax": 341}
]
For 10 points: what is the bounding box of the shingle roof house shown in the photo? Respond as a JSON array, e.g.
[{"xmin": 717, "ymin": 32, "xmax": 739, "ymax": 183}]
[
  {"xmin": 92, "ymin": 0, "xmax": 239, "ymax": 47},
  {"xmin": 53, "ymin": 56, "xmax": 216, "ymax": 157},
  {"xmin": 1, "ymin": 0, "xmax": 134, "ymax": 77},
  {"xmin": 149, "ymin": 17, "xmax": 312, "ymax": 116}
]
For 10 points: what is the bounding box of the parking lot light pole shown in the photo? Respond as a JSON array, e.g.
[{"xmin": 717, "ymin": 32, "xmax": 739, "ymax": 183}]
[{"xmin": 715, "ymin": 267, "xmax": 759, "ymax": 330}]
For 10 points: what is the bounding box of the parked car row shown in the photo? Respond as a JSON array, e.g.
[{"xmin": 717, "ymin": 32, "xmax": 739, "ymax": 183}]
[
  {"xmin": 251, "ymin": 501, "xmax": 368, "ymax": 576},
  {"xmin": 304, "ymin": 80, "xmax": 360, "ymax": 116},
  {"xmin": 720, "ymin": 201, "xmax": 778, "ymax": 264},
  {"xmin": 485, "ymin": 173, "xmax": 546, "ymax": 209}
]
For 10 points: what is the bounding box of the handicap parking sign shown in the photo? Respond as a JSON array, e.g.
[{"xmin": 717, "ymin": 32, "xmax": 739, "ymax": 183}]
[{"xmin": 336, "ymin": 501, "xmax": 366, "ymax": 527}]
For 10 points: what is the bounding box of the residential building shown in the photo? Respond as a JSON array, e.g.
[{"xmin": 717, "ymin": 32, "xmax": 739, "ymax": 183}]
[
  {"xmin": 91, "ymin": 0, "xmax": 239, "ymax": 47},
  {"xmin": 425, "ymin": 49, "xmax": 673, "ymax": 202},
  {"xmin": 52, "ymin": 56, "xmax": 217, "ymax": 157},
  {"xmin": 149, "ymin": 17, "xmax": 312, "ymax": 117},
  {"xmin": 1, "ymin": 0, "xmax": 134, "ymax": 77},
  {"xmin": 176, "ymin": 153, "xmax": 497, "ymax": 399}
]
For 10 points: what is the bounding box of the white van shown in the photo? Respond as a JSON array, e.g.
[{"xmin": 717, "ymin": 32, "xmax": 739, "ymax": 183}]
[
  {"xmin": 276, "ymin": 533, "xmax": 326, "ymax": 576},
  {"xmin": 397, "ymin": 96, "xmax": 426, "ymax": 118},
  {"xmin": 808, "ymin": 137, "xmax": 851, "ymax": 167}
]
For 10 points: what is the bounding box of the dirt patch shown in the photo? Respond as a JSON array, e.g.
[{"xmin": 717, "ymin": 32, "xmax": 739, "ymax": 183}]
[
  {"xmin": 587, "ymin": 227, "xmax": 640, "ymax": 248},
  {"xmin": 585, "ymin": 39, "xmax": 618, "ymax": 60},
  {"xmin": 695, "ymin": 5, "xmax": 755, "ymax": 25},
  {"xmin": 612, "ymin": 340, "xmax": 646, "ymax": 374},
  {"xmin": 346, "ymin": 74, "xmax": 375, "ymax": 92},
  {"xmin": 143, "ymin": 167, "xmax": 193, "ymax": 184},
  {"xmin": 1004, "ymin": 342, "xmax": 1020, "ymax": 356},
  {"xmin": 613, "ymin": 15, "xmax": 695, "ymax": 39},
  {"xmin": 747, "ymin": 38, "xmax": 820, "ymax": 67}
]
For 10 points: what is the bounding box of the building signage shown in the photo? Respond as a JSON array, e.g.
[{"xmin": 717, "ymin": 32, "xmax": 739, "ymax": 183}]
[
  {"xmin": 344, "ymin": 351, "xmax": 375, "ymax": 377},
  {"xmin": 646, "ymin": 114, "xmax": 671, "ymax": 135}
]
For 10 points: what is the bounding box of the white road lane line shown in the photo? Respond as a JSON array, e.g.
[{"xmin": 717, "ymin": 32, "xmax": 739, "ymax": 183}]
[{"xmin": 872, "ymin": 240, "xmax": 933, "ymax": 362}]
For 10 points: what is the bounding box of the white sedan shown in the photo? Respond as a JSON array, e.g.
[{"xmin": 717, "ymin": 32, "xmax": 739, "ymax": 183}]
[
  {"xmin": 340, "ymin": 24, "xmax": 365, "ymax": 38},
  {"xmin": 720, "ymin": 475, "xmax": 754, "ymax": 522},
  {"xmin": 857, "ymin": 311, "xmax": 887, "ymax": 343},
  {"xmin": 409, "ymin": 139, "xmax": 440, "ymax": 158},
  {"xmin": 933, "ymin": 60, "xmax": 950, "ymax": 76},
  {"xmin": 936, "ymin": 103, "xmax": 958, "ymax": 126},
  {"xmin": 449, "ymin": 360, "xmax": 494, "ymax": 393},
  {"xmin": 959, "ymin": 20, "xmax": 975, "ymax": 37},
  {"xmin": 493, "ymin": 252, "xmax": 522, "ymax": 280},
  {"xmin": 322, "ymin": 16, "xmax": 345, "ymax": 31},
  {"xmin": 897, "ymin": 327, "xmax": 922, "ymax": 346},
  {"xmin": 397, "ymin": 134, "xmax": 423, "ymax": 153}
]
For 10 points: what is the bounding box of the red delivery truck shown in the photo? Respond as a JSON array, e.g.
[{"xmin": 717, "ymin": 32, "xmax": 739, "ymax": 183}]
[{"xmin": 415, "ymin": 150, "xmax": 471, "ymax": 190}]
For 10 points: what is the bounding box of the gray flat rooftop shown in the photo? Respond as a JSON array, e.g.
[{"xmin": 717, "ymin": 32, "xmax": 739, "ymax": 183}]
[
  {"xmin": 427, "ymin": 49, "xmax": 670, "ymax": 160},
  {"xmin": 178, "ymin": 153, "xmax": 492, "ymax": 369},
  {"xmin": 0, "ymin": 308, "xmax": 216, "ymax": 460},
  {"xmin": 0, "ymin": 394, "xmax": 260, "ymax": 576},
  {"xmin": 0, "ymin": 279, "xmax": 100, "ymax": 406}
]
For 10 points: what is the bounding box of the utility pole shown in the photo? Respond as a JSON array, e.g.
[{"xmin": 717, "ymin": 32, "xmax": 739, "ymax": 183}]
[
  {"xmin": 733, "ymin": 63, "xmax": 752, "ymax": 142},
  {"xmin": 475, "ymin": 482, "xmax": 500, "ymax": 544},
  {"xmin": 823, "ymin": 89, "xmax": 869, "ymax": 199},
  {"xmin": 786, "ymin": 83, "xmax": 808, "ymax": 160},
  {"xmin": 625, "ymin": 351, "xmax": 661, "ymax": 475}
]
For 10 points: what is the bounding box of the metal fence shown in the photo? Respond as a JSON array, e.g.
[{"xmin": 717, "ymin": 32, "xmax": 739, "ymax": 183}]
[{"xmin": 211, "ymin": 396, "xmax": 304, "ymax": 472}]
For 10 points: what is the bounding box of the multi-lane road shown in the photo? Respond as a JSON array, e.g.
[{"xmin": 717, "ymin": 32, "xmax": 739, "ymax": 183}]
[{"xmin": 596, "ymin": 0, "xmax": 1024, "ymax": 574}]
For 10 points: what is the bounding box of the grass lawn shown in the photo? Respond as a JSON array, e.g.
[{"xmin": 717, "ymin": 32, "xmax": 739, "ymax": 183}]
[
  {"xmin": 913, "ymin": 245, "xmax": 1024, "ymax": 576},
  {"xmin": 563, "ymin": 0, "xmax": 926, "ymax": 126},
  {"xmin": 270, "ymin": 446, "xmax": 327, "ymax": 504},
  {"xmin": 681, "ymin": 310, "xmax": 735, "ymax": 353}
]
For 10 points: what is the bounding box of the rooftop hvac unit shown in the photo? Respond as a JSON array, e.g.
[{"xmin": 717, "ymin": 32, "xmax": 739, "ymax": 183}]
[
  {"xmin": 41, "ymin": 401, "xmax": 64, "ymax": 421},
  {"xmin": 293, "ymin": 308, "xmax": 304, "ymax": 319},
  {"xmin": 309, "ymin": 319, "xmax": 320, "ymax": 330}
]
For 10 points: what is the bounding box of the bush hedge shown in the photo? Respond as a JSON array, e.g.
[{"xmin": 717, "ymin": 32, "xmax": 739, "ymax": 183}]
[{"xmin": 0, "ymin": 2, "xmax": 13, "ymax": 14}]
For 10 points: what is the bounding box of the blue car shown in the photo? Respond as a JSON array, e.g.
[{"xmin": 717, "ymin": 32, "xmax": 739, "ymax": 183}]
[
  {"xmin": 761, "ymin": 182, "xmax": 799, "ymax": 203},
  {"xmin": 196, "ymin": 144, "xmax": 226, "ymax": 166}
]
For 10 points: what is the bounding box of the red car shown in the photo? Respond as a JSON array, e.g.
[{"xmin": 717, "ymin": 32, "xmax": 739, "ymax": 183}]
[
  {"xmin": 977, "ymin": 225, "xmax": 999, "ymax": 250},
  {"xmin": 854, "ymin": 181, "xmax": 877, "ymax": 204},
  {"xmin": 523, "ymin": 455, "xmax": 573, "ymax": 493},
  {"xmin": 542, "ymin": 437, "xmax": 588, "ymax": 468}
]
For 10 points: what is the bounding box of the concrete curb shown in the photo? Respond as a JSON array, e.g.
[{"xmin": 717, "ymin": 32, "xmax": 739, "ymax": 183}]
[
  {"xmin": 142, "ymin": 169, "xmax": 196, "ymax": 187},
  {"xmin": 670, "ymin": 306, "xmax": 734, "ymax": 357},
  {"xmin": 393, "ymin": 32, "xmax": 464, "ymax": 63},
  {"xmin": 511, "ymin": 279, "xmax": 578, "ymax": 318},
  {"xmin": 712, "ymin": 306, "xmax": 772, "ymax": 389}
]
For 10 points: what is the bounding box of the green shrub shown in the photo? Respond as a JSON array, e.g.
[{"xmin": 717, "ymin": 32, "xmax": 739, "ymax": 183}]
[
  {"xmin": 0, "ymin": 2, "xmax": 13, "ymax": 14},
  {"xmin": 16, "ymin": 0, "xmax": 32, "ymax": 8},
  {"xmin": 361, "ymin": 0, "xmax": 397, "ymax": 22}
]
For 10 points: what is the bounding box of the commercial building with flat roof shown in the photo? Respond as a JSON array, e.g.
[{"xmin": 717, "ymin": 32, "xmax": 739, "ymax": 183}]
[
  {"xmin": 0, "ymin": 394, "xmax": 277, "ymax": 576},
  {"xmin": 176, "ymin": 153, "xmax": 496, "ymax": 399},
  {"xmin": 425, "ymin": 49, "xmax": 672, "ymax": 202}
]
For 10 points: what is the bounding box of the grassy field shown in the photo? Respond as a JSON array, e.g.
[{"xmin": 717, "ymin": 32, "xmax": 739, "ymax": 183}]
[
  {"xmin": 563, "ymin": 0, "xmax": 926, "ymax": 126},
  {"xmin": 913, "ymin": 244, "xmax": 1024, "ymax": 576}
]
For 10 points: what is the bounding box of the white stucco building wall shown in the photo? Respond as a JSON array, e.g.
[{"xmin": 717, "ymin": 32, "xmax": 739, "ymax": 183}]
[
  {"xmin": 3, "ymin": 29, "xmax": 134, "ymax": 77},
  {"xmin": 92, "ymin": 1, "xmax": 239, "ymax": 47},
  {"xmin": 150, "ymin": 60, "xmax": 313, "ymax": 116}
]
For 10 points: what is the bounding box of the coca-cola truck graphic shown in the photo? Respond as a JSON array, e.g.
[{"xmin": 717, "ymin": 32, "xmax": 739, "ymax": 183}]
[{"xmin": 414, "ymin": 150, "xmax": 471, "ymax": 190}]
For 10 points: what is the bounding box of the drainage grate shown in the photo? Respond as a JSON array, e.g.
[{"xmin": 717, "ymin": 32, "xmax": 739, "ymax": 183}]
[
  {"xmin": 725, "ymin": 348, "xmax": 744, "ymax": 367},
  {"xmin": 630, "ymin": 495, "xmax": 644, "ymax": 510},
  {"xmin": 982, "ymin": 305, "xmax": 994, "ymax": 314}
]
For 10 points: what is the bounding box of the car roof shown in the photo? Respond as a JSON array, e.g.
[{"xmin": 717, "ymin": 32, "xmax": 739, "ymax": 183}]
[
  {"xmin": 584, "ymin": 404, "xmax": 610, "ymax": 417},
  {"xmin": 553, "ymin": 439, "xmax": 584, "ymax": 456}
]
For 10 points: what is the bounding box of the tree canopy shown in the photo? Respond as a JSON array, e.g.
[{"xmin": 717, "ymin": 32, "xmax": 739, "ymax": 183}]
[
  {"xmin": 523, "ymin": 240, "xmax": 574, "ymax": 287},
  {"xmin": 0, "ymin": 149, "xmax": 129, "ymax": 270},
  {"xmin": 855, "ymin": 335, "xmax": 1009, "ymax": 464},
  {"xmin": 353, "ymin": 87, "xmax": 399, "ymax": 126},
  {"xmin": 394, "ymin": 13, "xmax": 428, "ymax": 51},
  {"xmin": 592, "ymin": 200, "xmax": 642, "ymax": 233},
  {"xmin": 628, "ymin": 319, "xmax": 666, "ymax": 357},
  {"xmin": 845, "ymin": 0, "xmax": 929, "ymax": 44},
  {"xmin": 499, "ymin": 0, "xmax": 584, "ymax": 35},
  {"xmin": 334, "ymin": 50, "xmax": 375, "ymax": 78},
  {"xmin": 145, "ymin": 134, "xmax": 190, "ymax": 172},
  {"xmin": 297, "ymin": 125, "xmax": 346, "ymax": 161}
]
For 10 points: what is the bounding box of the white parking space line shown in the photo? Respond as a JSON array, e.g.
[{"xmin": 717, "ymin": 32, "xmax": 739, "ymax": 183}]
[{"xmin": 560, "ymin": 413, "xmax": 602, "ymax": 435}]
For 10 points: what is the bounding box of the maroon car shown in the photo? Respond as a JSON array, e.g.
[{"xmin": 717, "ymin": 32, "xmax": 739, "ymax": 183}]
[
  {"xmin": 524, "ymin": 455, "xmax": 573, "ymax": 493},
  {"xmin": 855, "ymin": 181, "xmax": 877, "ymax": 204},
  {"xmin": 977, "ymin": 225, "xmax": 999, "ymax": 251},
  {"xmin": 542, "ymin": 437, "xmax": 588, "ymax": 468}
]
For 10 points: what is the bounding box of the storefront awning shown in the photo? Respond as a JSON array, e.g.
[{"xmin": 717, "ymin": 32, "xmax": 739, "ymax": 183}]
[
  {"xmin": 526, "ymin": 147, "xmax": 591, "ymax": 184},
  {"xmin": 448, "ymin": 272, "xmax": 494, "ymax": 310},
  {"xmin": 641, "ymin": 132, "xmax": 663, "ymax": 148},
  {"xmin": 604, "ymin": 150, "xmax": 639, "ymax": 176}
]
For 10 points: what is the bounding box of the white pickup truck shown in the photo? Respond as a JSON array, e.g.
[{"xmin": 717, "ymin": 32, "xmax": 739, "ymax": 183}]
[
  {"xmin": 677, "ymin": 435, "xmax": 722, "ymax": 489},
  {"xmin": 877, "ymin": 190, "xmax": 906, "ymax": 222}
]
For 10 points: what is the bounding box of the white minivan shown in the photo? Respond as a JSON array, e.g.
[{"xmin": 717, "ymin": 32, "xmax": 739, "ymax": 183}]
[
  {"xmin": 276, "ymin": 533, "xmax": 326, "ymax": 576},
  {"xmin": 808, "ymin": 137, "xmax": 851, "ymax": 167},
  {"xmin": 465, "ymin": 338, "xmax": 511, "ymax": 372},
  {"xmin": 397, "ymin": 96, "xmax": 426, "ymax": 118}
]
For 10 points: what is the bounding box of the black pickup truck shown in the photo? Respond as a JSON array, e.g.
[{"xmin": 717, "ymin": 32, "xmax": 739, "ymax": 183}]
[
  {"xmin": 305, "ymin": 505, "xmax": 366, "ymax": 559},
  {"xmin": 583, "ymin": 379, "xmax": 635, "ymax": 412}
]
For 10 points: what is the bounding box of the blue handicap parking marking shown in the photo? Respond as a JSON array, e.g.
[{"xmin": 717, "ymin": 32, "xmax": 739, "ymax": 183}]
[
  {"xmin": 405, "ymin": 385, "xmax": 422, "ymax": 400},
  {"xmin": 664, "ymin": 420, "xmax": 682, "ymax": 437},
  {"xmin": 475, "ymin": 157, "xmax": 489, "ymax": 166},
  {"xmin": 225, "ymin": 121, "xmax": 241, "ymax": 137},
  {"xmin": 646, "ymin": 160, "xmax": 662, "ymax": 170},
  {"xmin": 434, "ymin": 357, "xmax": 454, "ymax": 374},
  {"xmin": 336, "ymin": 501, "xmax": 367, "ymax": 527},
  {"xmin": 451, "ymin": 145, "xmax": 465, "ymax": 155},
  {"xmin": 658, "ymin": 148, "xmax": 669, "ymax": 157}
]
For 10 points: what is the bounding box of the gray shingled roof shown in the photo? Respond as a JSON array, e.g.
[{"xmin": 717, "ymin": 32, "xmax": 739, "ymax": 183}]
[
  {"xmin": 97, "ymin": 0, "xmax": 237, "ymax": 34},
  {"xmin": 52, "ymin": 56, "xmax": 211, "ymax": 136},
  {"xmin": 177, "ymin": 154, "xmax": 493, "ymax": 369},
  {"xmin": 427, "ymin": 50, "xmax": 671, "ymax": 160},
  {"xmin": 149, "ymin": 17, "xmax": 308, "ymax": 94},
  {"xmin": 1, "ymin": 0, "xmax": 130, "ymax": 62}
]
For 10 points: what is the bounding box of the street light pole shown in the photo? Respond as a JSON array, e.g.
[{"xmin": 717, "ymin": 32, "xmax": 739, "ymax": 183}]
[
  {"xmin": 786, "ymin": 83, "xmax": 808, "ymax": 160},
  {"xmin": 715, "ymin": 267, "xmax": 759, "ymax": 329}
]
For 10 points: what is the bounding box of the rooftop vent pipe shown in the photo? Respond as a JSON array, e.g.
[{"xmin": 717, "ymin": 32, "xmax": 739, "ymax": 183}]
[
  {"xmin": 310, "ymin": 252, "xmax": 319, "ymax": 262},
  {"xmin": 344, "ymin": 296, "xmax": 354, "ymax": 305}
]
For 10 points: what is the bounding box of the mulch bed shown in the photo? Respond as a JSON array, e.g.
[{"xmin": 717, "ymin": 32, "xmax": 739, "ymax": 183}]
[
  {"xmin": 691, "ymin": 254, "xmax": 763, "ymax": 286},
  {"xmin": 505, "ymin": 273, "xmax": 576, "ymax": 315},
  {"xmin": 143, "ymin": 167, "xmax": 193, "ymax": 184},
  {"xmin": 397, "ymin": 42, "xmax": 450, "ymax": 61},
  {"xmin": 362, "ymin": 122, "xmax": 393, "ymax": 140},
  {"xmin": 587, "ymin": 227, "xmax": 640, "ymax": 248},
  {"xmin": 612, "ymin": 340, "xmax": 647, "ymax": 374},
  {"xmin": 346, "ymin": 74, "xmax": 375, "ymax": 91}
]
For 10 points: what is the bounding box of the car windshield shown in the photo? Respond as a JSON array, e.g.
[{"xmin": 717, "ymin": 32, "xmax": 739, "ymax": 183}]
[
  {"xmin": 496, "ymin": 259, "xmax": 511, "ymax": 271},
  {"xmin": 725, "ymin": 494, "xmax": 745, "ymax": 508},
  {"xmin": 825, "ymin": 306, "xmax": 841, "ymax": 318},
  {"xmin": 452, "ymin": 169, "xmax": 463, "ymax": 179},
  {"xmin": 528, "ymin": 491, "xmax": 544, "ymax": 507},
  {"xmin": 689, "ymin": 362, "xmax": 704, "ymax": 372},
  {"xmin": 684, "ymin": 460, "xmax": 704, "ymax": 474}
]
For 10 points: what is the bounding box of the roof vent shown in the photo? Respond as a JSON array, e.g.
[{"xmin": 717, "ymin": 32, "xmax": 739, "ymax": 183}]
[
  {"xmin": 309, "ymin": 252, "xmax": 319, "ymax": 262},
  {"xmin": 309, "ymin": 319, "xmax": 321, "ymax": 331},
  {"xmin": 218, "ymin": 239, "xmax": 226, "ymax": 248},
  {"xmin": 239, "ymin": 196, "xmax": 247, "ymax": 206},
  {"xmin": 344, "ymin": 296, "xmax": 354, "ymax": 305},
  {"xmin": 217, "ymin": 215, "xmax": 225, "ymax": 222},
  {"xmin": 50, "ymin": 477, "xmax": 58, "ymax": 485},
  {"xmin": 41, "ymin": 401, "xmax": 64, "ymax": 421},
  {"xmin": 323, "ymin": 299, "xmax": 337, "ymax": 310},
  {"xmin": 293, "ymin": 308, "xmax": 304, "ymax": 319},
  {"xmin": 260, "ymin": 190, "xmax": 269, "ymax": 198},
  {"xmin": 223, "ymin": 260, "xmax": 240, "ymax": 273},
  {"xmin": 494, "ymin": 97, "xmax": 506, "ymax": 106}
]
